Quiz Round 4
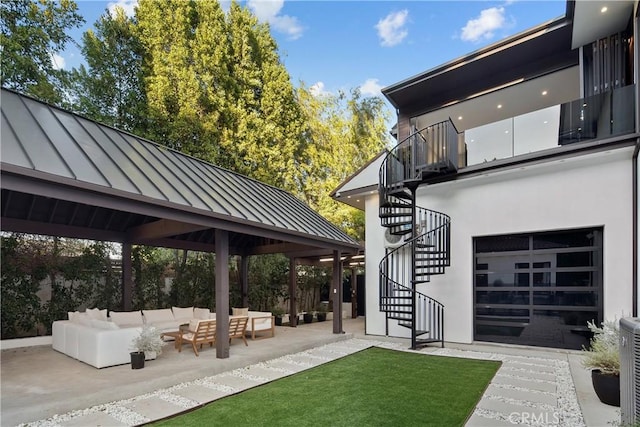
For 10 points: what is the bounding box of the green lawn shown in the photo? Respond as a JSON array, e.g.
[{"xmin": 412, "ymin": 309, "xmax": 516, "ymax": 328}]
[{"xmin": 153, "ymin": 347, "xmax": 501, "ymax": 427}]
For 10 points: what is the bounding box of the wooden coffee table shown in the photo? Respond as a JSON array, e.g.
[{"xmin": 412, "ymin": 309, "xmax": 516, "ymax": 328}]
[{"xmin": 161, "ymin": 325, "xmax": 188, "ymax": 350}]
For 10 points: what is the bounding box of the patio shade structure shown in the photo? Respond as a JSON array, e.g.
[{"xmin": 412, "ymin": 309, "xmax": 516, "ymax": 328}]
[{"xmin": 0, "ymin": 88, "xmax": 361, "ymax": 358}]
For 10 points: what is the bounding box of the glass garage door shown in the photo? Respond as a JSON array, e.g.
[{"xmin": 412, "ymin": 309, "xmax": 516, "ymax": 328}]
[{"xmin": 474, "ymin": 228, "xmax": 603, "ymax": 350}]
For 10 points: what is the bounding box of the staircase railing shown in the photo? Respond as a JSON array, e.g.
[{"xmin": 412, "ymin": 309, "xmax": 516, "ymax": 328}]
[
  {"xmin": 379, "ymin": 119, "xmax": 459, "ymax": 201},
  {"xmin": 378, "ymin": 120, "xmax": 456, "ymax": 349}
]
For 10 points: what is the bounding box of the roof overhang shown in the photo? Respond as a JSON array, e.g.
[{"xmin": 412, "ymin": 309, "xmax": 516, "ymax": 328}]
[
  {"xmin": 382, "ymin": 17, "xmax": 576, "ymax": 115},
  {"xmin": 571, "ymin": 0, "xmax": 636, "ymax": 49}
]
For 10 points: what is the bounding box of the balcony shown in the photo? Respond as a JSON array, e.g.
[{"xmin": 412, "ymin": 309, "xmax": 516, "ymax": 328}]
[{"xmin": 462, "ymin": 84, "xmax": 636, "ymax": 167}]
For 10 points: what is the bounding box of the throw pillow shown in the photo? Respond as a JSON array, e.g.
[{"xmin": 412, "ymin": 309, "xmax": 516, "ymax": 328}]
[
  {"xmin": 86, "ymin": 307, "xmax": 108, "ymax": 321},
  {"xmin": 172, "ymin": 306, "xmax": 194, "ymax": 320},
  {"xmin": 232, "ymin": 307, "xmax": 249, "ymax": 316},
  {"xmin": 142, "ymin": 309, "xmax": 174, "ymax": 324},
  {"xmin": 193, "ymin": 307, "xmax": 211, "ymax": 320},
  {"xmin": 109, "ymin": 311, "xmax": 144, "ymax": 327},
  {"xmin": 188, "ymin": 319, "xmax": 200, "ymax": 332}
]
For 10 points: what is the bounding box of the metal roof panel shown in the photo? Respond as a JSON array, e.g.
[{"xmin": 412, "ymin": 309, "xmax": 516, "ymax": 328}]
[{"xmin": 0, "ymin": 89, "xmax": 359, "ymax": 248}]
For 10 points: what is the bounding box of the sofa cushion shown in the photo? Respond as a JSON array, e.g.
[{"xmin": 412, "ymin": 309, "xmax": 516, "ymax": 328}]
[
  {"xmin": 172, "ymin": 306, "xmax": 194, "ymax": 321},
  {"xmin": 232, "ymin": 307, "xmax": 249, "ymax": 316},
  {"xmin": 109, "ymin": 311, "xmax": 144, "ymax": 327},
  {"xmin": 193, "ymin": 307, "xmax": 210, "ymax": 320},
  {"xmin": 86, "ymin": 308, "xmax": 108, "ymax": 321},
  {"xmin": 143, "ymin": 309, "xmax": 174, "ymax": 325}
]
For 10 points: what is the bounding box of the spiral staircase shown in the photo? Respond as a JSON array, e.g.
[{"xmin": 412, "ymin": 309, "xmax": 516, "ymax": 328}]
[{"xmin": 378, "ymin": 119, "xmax": 459, "ymax": 349}]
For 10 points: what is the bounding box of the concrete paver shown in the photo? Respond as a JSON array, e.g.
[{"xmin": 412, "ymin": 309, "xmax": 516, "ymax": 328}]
[{"xmin": 169, "ymin": 384, "xmax": 229, "ymax": 404}]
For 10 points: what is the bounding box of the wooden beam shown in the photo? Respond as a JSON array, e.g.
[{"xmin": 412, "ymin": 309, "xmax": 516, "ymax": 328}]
[
  {"xmin": 127, "ymin": 219, "xmax": 209, "ymax": 241},
  {"xmin": 248, "ymin": 242, "xmax": 311, "ymax": 255},
  {"xmin": 0, "ymin": 217, "xmax": 125, "ymax": 242},
  {"xmin": 215, "ymin": 229, "xmax": 230, "ymax": 359}
]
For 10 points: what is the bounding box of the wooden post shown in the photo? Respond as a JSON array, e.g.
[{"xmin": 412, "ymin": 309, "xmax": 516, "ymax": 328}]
[
  {"xmin": 122, "ymin": 242, "xmax": 132, "ymax": 311},
  {"xmin": 332, "ymin": 250, "xmax": 343, "ymax": 334},
  {"xmin": 289, "ymin": 257, "xmax": 297, "ymax": 327},
  {"xmin": 351, "ymin": 267, "xmax": 358, "ymax": 318},
  {"xmin": 215, "ymin": 229, "xmax": 230, "ymax": 359},
  {"xmin": 239, "ymin": 255, "xmax": 249, "ymax": 308}
]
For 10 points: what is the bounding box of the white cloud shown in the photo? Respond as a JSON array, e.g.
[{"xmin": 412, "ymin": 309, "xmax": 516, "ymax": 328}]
[
  {"xmin": 247, "ymin": 0, "xmax": 304, "ymax": 40},
  {"xmin": 460, "ymin": 7, "xmax": 506, "ymax": 43},
  {"xmin": 107, "ymin": 0, "xmax": 137, "ymax": 18},
  {"xmin": 375, "ymin": 10, "xmax": 409, "ymax": 47},
  {"xmin": 50, "ymin": 53, "xmax": 66, "ymax": 70},
  {"xmin": 360, "ymin": 78, "xmax": 383, "ymax": 97},
  {"xmin": 309, "ymin": 81, "xmax": 330, "ymax": 97}
]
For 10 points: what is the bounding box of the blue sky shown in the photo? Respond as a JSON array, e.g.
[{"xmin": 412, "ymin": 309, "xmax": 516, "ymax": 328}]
[{"xmin": 58, "ymin": 0, "xmax": 567, "ymax": 114}]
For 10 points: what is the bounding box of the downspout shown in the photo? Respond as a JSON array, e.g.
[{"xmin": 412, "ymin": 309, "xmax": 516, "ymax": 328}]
[{"xmin": 633, "ymin": 140, "xmax": 639, "ymax": 317}]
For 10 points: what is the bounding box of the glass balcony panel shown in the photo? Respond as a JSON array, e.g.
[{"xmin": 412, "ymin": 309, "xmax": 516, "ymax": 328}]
[
  {"xmin": 513, "ymin": 106, "xmax": 560, "ymax": 155},
  {"xmin": 460, "ymin": 84, "xmax": 636, "ymax": 167}
]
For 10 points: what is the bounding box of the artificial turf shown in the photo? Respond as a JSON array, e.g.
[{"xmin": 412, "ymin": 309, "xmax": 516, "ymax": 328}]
[{"xmin": 153, "ymin": 346, "xmax": 501, "ymax": 427}]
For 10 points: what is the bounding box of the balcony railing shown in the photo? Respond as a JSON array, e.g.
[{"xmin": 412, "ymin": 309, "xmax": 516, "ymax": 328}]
[{"xmin": 463, "ymin": 84, "xmax": 636, "ymax": 167}]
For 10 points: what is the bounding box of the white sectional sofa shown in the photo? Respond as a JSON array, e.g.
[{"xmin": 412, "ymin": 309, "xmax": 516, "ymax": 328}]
[
  {"xmin": 51, "ymin": 306, "xmax": 211, "ymax": 368},
  {"xmin": 52, "ymin": 320, "xmax": 142, "ymax": 369}
]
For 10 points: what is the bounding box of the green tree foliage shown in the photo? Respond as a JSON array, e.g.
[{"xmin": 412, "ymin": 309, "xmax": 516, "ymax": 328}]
[
  {"xmin": 0, "ymin": 0, "xmax": 83, "ymax": 103},
  {"xmin": 64, "ymin": 6, "xmax": 148, "ymax": 134},
  {"xmin": 136, "ymin": 0, "xmax": 230, "ymax": 165},
  {"xmin": 224, "ymin": 2, "xmax": 305, "ymax": 188},
  {"xmin": 296, "ymin": 85, "xmax": 391, "ymax": 239},
  {"xmin": 247, "ymin": 254, "xmax": 289, "ymax": 311},
  {"xmin": 136, "ymin": 0, "xmax": 305, "ymax": 186},
  {"xmin": 170, "ymin": 250, "xmax": 216, "ymax": 309},
  {"xmin": 132, "ymin": 245, "xmax": 172, "ymax": 310},
  {"xmin": 0, "ymin": 234, "xmax": 119, "ymax": 338}
]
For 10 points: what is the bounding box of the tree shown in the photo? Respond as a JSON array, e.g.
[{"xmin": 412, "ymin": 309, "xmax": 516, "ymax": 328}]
[
  {"xmin": 136, "ymin": 0, "xmax": 230, "ymax": 165},
  {"xmin": 64, "ymin": 6, "xmax": 148, "ymax": 135},
  {"xmin": 295, "ymin": 84, "xmax": 391, "ymax": 239},
  {"xmin": 223, "ymin": 2, "xmax": 305, "ymax": 189},
  {"xmin": 0, "ymin": 0, "xmax": 83, "ymax": 103}
]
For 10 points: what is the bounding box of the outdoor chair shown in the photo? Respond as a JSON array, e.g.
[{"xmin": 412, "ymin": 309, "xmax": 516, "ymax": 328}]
[
  {"xmin": 178, "ymin": 319, "xmax": 217, "ymax": 356},
  {"xmin": 229, "ymin": 316, "xmax": 249, "ymax": 346}
]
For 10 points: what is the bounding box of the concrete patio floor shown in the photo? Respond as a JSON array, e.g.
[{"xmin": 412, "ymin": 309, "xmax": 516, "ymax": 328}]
[{"xmin": 1, "ymin": 317, "xmax": 620, "ymax": 426}]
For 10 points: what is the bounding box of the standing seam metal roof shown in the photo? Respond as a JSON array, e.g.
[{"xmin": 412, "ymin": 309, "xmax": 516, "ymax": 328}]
[{"xmin": 0, "ymin": 88, "xmax": 358, "ymax": 248}]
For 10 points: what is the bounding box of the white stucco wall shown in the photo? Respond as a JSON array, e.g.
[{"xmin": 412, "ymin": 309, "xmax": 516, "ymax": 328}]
[{"xmin": 365, "ymin": 147, "xmax": 635, "ymax": 343}]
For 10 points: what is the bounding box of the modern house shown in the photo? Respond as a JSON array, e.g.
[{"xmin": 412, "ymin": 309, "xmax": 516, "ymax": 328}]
[{"xmin": 333, "ymin": 0, "xmax": 639, "ymax": 350}]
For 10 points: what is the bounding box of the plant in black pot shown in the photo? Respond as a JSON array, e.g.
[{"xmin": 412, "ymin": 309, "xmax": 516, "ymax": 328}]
[
  {"xmin": 272, "ymin": 307, "xmax": 285, "ymax": 326},
  {"xmin": 315, "ymin": 304, "xmax": 327, "ymax": 322},
  {"xmin": 582, "ymin": 319, "xmax": 620, "ymax": 406},
  {"xmin": 303, "ymin": 311, "xmax": 314, "ymax": 324},
  {"xmin": 131, "ymin": 325, "xmax": 164, "ymax": 369}
]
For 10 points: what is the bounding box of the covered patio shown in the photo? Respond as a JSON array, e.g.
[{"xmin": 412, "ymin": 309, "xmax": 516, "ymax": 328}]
[{"xmin": 0, "ymin": 87, "xmax": 361, "ymax": 359}]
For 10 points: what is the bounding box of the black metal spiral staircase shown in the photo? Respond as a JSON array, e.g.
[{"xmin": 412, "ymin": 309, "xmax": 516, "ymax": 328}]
[{"xmin": 378, "ymin": 119, "xmax": 459, "ymax": 349}]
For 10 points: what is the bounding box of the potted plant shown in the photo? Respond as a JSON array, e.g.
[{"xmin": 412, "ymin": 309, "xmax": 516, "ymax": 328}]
[
  {"xmin": 131, "ymin": 325, "xmax": 164, "ymax": 369},
  {"xmin": 272, "ymin": 307, "xmax": 285, "ymax": 326},
  {"xmin": 582, "ymin": 319, "xmax": 620, "ymax": 406},
  {"xmin": 315, "ymin": 304, "xmax": 327, "ymax": 322},
  {"xmin": 303, "ymin": 310, "xmax": 314, "ymax": 324}
]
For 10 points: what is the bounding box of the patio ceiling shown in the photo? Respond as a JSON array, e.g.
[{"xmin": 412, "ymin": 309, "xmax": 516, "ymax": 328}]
[{"xmin": 0, "ymin": 88, "xmax": 361, "ymax": 258}]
